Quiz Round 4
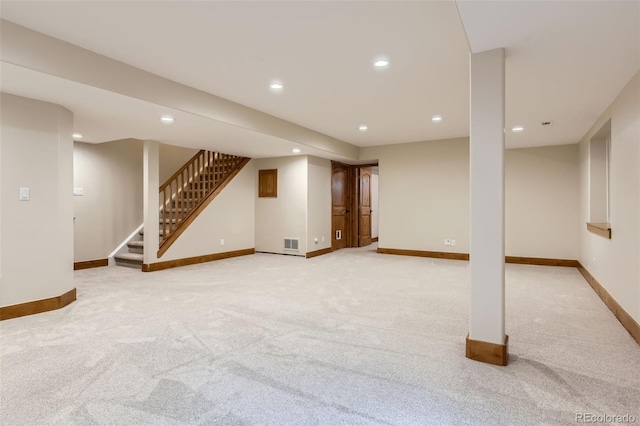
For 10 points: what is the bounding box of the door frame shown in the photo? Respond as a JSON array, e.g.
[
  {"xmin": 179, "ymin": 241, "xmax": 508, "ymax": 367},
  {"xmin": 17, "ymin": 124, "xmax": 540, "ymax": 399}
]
[{"xmin": 331, "ymin": 161, "xmax": 378, "ymax": 250}]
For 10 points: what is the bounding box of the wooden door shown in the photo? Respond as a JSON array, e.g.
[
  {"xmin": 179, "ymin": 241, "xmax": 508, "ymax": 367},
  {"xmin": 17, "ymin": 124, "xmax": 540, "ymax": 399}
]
[
  {"xmin": 332, "ymin": 163, "xmax": 349, "ymax": 250},
  {"xmin": 359, "ymin": 168, "xmax": 372, "ymax": 247}
]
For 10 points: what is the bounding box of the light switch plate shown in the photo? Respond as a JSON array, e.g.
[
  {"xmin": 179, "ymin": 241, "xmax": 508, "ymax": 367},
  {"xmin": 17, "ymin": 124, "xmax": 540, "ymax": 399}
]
[
  {"xmin": 73, "ymin": 187, "xmax": 84, "ymax": 196},
  {"xmin": 19, "ymin": 187, "xmax": 30, "ymax": 201}
]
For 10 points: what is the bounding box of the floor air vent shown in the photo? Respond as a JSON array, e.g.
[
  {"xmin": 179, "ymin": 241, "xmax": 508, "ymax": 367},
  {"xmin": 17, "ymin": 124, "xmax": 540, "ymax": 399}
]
[{"xmin": 284, "ymin": 238, "xmax": 299, "ymax": 250}]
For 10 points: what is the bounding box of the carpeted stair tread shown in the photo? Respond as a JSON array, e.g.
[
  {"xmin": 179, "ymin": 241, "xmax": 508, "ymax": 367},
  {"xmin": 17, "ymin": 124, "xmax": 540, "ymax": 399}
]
[{"xmin": 114, "ymin": 252, "xmax": 143, "ymax": 261}]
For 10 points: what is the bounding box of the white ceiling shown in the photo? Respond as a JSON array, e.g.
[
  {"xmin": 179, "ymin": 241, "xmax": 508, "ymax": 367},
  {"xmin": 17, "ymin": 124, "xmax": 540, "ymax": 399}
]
[
  {"xmin": 1, "ymin": 1, "xmax": 638, "ymax": 157},
  {"xmin": 0, "ymin": 62, "xmax": 348, "ymax": 161}
]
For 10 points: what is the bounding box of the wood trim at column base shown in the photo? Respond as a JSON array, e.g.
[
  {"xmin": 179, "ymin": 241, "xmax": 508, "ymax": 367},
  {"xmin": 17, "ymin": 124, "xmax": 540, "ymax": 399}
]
[
  {"xmin": 466, "ymin": 333, "xmax": 509, "ymax": 366},
  {"xmin": 377, "ymin": 247, "xmax": 469, "ymax": 261},
  {"xmin": 371, "ymin": 237, "xmax": 378, "ymax": 242},
  {"xmin": 143, "ymin": 248, "xmax": 254, "ymax": 272},
  {"xmin": 0, "ymin": 288, "xmax": 77, "ymax": 321},
  {"xmin": 74, "ymin": 259, "xmax": 108, "ymax": 270},
  {"xmin": 577, "ymin": 262, "xmax": 640, "ymax": 345},
  {"xmin": 305, "ymin": 247, "xmax": 333, "ymax": 259}
]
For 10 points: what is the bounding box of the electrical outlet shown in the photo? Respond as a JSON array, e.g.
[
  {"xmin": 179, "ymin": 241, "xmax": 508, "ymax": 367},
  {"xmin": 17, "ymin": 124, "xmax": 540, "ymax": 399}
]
[
  {"xmin": 322, "ymin": 236, "xmax": 325, "ymax": 243},
  {"xmin": 451, "ymin": 239, "xmax": 456, "ymax": 246},
  {"xmin": 220, "ymin": 239, "xmax": 225, "ymax": 246},
  {"xmin": 444, "ymin": 239, "xmax": 451, "ymax": 246},
  {"xmin": 592, "ymin": 257, "xmax": 596, "ymax": 267},
  {"xmin": 19, "ymin": 187, "xmax": 30, "ymax": 201}
]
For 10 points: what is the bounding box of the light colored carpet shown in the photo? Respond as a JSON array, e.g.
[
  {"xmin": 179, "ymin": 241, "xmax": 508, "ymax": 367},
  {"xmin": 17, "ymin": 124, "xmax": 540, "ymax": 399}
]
[{"xmin": 1, "ymin": 244, "xmax": 639, "ymax": 425}]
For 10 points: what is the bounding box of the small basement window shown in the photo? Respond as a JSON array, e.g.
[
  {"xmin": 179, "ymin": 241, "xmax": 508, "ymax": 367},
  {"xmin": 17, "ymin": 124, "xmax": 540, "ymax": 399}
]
[{"xmin": 587, "ymin": 120, "xmax": 611, "ymax": 239}]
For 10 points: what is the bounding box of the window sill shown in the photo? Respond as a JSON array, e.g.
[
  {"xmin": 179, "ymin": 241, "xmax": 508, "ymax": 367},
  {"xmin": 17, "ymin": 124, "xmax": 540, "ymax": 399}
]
[{"xmin": 587, "ymin": 222, "xmax": 611, "ymax": 239}]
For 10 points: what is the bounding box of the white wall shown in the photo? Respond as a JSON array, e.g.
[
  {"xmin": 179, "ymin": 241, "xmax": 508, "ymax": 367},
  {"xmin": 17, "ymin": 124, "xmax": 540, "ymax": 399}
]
[
  {"xmin": 371, "ymin": 170, "xmax": 379, "ymax": 239},
  {"xmin": 159, "ymin": 143, "xmax": 199, "ymax": 184},
  {"xmin": 73, "ymin": 139, "xmax": 143, "ymax": 262},
  {"xmin": 307, "ymin": 156, "xmax": 332, "ymax": 253},
  {"xmin": 158, "ymin": 160, "xmax": 255, "ymax": 262},
  {"xmin": 506, "ymin": 144, "xmax": 579, "ymax": 259},
  {"xmin": 360, "ymin": 137, "xmax": 580, "ymax": 259},
  {"xmin": 254, "ymin": 156, "xmax": 308, "ymax": 255},
  {"xmin": 1, "ymin": 93, "xmax": 74, "ymax": 306},
  {"xmin": 73, "ymin": 141, "xmax": 198, "ymax": 262},
  {"xmin": 361, "ymin": 138, "xmax": 470, "ymax": 253},
  {"xmin": 579, "ymin": 70, "xmax": 640, "ymax": 322}
]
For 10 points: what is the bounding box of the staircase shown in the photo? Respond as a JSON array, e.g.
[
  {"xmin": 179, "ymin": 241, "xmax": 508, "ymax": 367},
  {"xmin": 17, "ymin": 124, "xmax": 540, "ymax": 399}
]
[
  {"xmin": 114, "ymin": 239, "xmax": 143, "ymax": 268},
  {"xmin": 114, "ymin": 150, "xmax": 250, "ymax": 269}
]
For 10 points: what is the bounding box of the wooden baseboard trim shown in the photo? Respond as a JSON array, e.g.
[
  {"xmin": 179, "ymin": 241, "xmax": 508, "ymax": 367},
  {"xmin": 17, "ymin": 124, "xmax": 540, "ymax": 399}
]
[
  {"xmin": 505, "ymin": 256, "xmax": 579, "ymax": 267},
  {"xmin": 74, "ymin": 259, "xmax": 109, "ymax": 270},
  {"xmin": 466, "ymin": 333, "xmax": 509, "ymax": 366},
  {"xmin": 371, "ymin": 237, "xmax": 379, "ymax": 242},
  {"xmin": 577, "ymin": 262, "xmax": 640, "ymax": 345},
  {"xmin": 377, "ymin": 247, "xmax": 469, "ymax": 261},
  {"xmin": 306, "ymin": 247, "xmax": 333, "ymax": 259},
  {"xmin": 1, "ymin": 288, "xmax": 77, "ymax": 321},
  {"xmin": 143, "ymin": 248, "xmax": 255, "ymax": 272},
  {"xmin": 377, "ymin": 248, "xmax": 580, "ymax": 268}
]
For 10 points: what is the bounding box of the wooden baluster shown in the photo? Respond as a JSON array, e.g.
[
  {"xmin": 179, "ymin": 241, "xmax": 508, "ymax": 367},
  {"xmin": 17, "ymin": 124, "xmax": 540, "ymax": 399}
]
[
  {"xmin": 198, "ymin": 153, "xmax": 202, "ymax": 201},
  {"xmin": 200, "ymin": 153, "xmax": 204, "ymax": 200},
  {"xmin": 182, "ymin": 169, "xmax": 186, "ymax": 218},
  {"xmin": 168, "ymin": 182, "xmax": 172, "ymax": 235},
  {"xmin": 177, "ymin": 173, "xmax": 182, "ymax": 226},
  {"xmin": 161, "ymin": 188, "xmax": 165, "ymax": 242},
  {"xmin": 213, "ymin": 152, "xmax": 217, "ymax": 186},
  {"xmin": 209, "ymin": 151, "xmax": 213, "ymax": 193},
  {"xmin": 206, "ymin": 151, "xmax": 210, "ymax": 194}
]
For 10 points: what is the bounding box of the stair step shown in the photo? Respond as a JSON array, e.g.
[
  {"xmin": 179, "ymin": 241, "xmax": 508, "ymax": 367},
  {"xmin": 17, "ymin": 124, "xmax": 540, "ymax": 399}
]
[
  {"xmin": 160, "ymin": 218, "xmax": 180, "ymax": 224},
  {"xmin": 161, "ymin": 211, "xmax": 189, "ymax": 218},
  {"xmin": 127, "ymin": 240, "xmax": 144, "ymax": 254},
  {"xmin": 140, "ymin": 229, "xmax": 170, "ymax": 237},
  {"xmin": 171, "ymin": 204, "xmax": 198, "ymax": 210},
  {"xmin": 114, "ymin": 252, "xmax": 143, "ymax": 269}
]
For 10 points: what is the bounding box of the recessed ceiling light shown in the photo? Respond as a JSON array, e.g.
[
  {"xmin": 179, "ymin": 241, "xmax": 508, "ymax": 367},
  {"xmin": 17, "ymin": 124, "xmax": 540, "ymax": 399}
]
[
  {"xmin": 511, "ymin": 126, "xmax": 524, "ymax": 132},
  {"xmin": 359, "ymin": 124, "xmax": 368, "ymax": 131},
  {"xmin": 161, "ymin": 115, "xmax": 174, "ymax": 124},
  {"xmin": 72, "ymin": 133, "xmax": 83, "ymax": 139},
  {"xmin": 270, "ymin": 82, "xmax": 284, "ymax": 90},
  {"xmin": 374, "ymin": 58, "xmax": 389, "ymax": 68},
  {"xmin": 292, "ymin": 148, "xmax": 301, "ymax": 154},
  {"xmin": 431, "ymin": 115, "xmax": 443, "ymax": 123}
]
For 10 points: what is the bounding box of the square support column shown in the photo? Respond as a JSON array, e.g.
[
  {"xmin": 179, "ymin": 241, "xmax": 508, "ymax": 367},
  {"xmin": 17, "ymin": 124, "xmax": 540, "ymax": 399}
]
[
  {"xmin": 467, "ymin": 48, "xmax": 508, "ymax": 366},
  {"xmin": 143, "ymin": 140, "xmax": 159, "ymax": 266}
]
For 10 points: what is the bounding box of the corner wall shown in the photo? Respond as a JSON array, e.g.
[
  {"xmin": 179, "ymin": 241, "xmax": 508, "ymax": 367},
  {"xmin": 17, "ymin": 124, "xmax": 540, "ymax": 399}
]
[
  {"xmin": 506, "ymin": 144, "xmax": 579, "ymax": 259},
  {"xmin": 158, "ymin": 160, "xmax": 255, "ymax": 262},
  {"xmin": 578, "ymin": 70, "xmax": 640, "ymax": 322},
  {"xmin": 307, "ymin": 156, "xmax": 332, "ymax": 253},
  {"xmin": 361, "ymin": 138, "xmax": 471, "ymax": 253},
  {"xmin": 1, "ymin": 93, "xmax": 74, "ymax": 307},
  {"xmin": 254, "ymin": 156, "xmax": 308, "ymax": 255},
  {"xmin": 73, "ymin": 141, "xmax": 199, "ymax": 263},
  {"xmin": 73, "ymin": 139, "xmax": 143, "ymax": 262},
  {"xmin": 360, "ymin": 138, "xmax": 580, "ymax": 259}
]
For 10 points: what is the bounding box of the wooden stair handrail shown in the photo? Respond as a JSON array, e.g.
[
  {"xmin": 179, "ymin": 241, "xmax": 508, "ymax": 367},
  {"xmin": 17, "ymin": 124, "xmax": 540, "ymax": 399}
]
[{"xmin": 160, "ymin": 149, "xmax": 205, "ymax": 192}]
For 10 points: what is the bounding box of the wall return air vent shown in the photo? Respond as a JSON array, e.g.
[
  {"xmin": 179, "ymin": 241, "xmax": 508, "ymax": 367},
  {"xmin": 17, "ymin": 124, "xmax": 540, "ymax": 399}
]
[{"xmin": 284, "ymin": 238, "xmax": 299, "ymax": 250}]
